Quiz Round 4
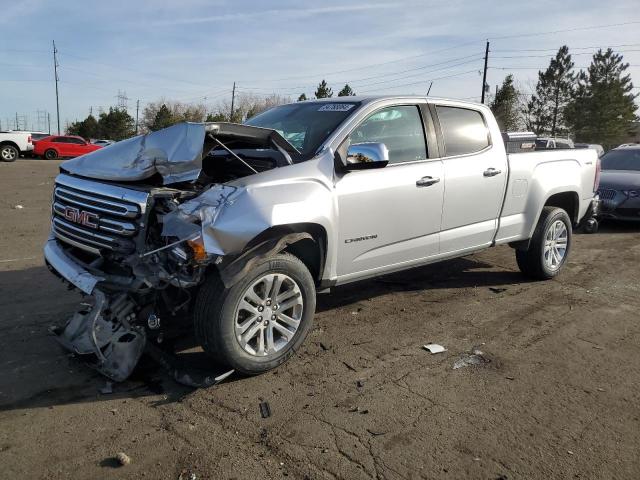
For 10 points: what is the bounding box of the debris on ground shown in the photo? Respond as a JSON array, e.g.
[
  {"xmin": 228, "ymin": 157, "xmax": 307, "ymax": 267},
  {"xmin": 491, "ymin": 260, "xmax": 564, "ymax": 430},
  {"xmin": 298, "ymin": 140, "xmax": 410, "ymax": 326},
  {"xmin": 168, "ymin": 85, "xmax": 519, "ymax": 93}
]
[
  {"xmin": 259, "ymin": 401, "xmax": 272, "ymax": 419},
  {"xmin": 356, "ymin": 379, "xmax": 365, "ymax": 389},
  {"xmin": 366, "ymin": 428, "xmax": 386, "ymax": 436},
  {"xmin": 423, "ymin": 343, "xmax": 447, "ymax": 354},
  {"xmin": 489, "ymin": 287, "xmax": 508, "ymax": 293},
  {"xmin": 453, "ymin": 348, "xmax": 490, "ymax": 369},
  {"xmin": 99, "ymin": 381, "xmax": 113, "ymax": 395},
  {"xmin": 12, "ymin": 204, "xmax": 24, "ymax": 209},
  {"xmin": 342, "ymin": 361, "xmax": 357, "ymax": 372},
  {"xmin": 178, "ymin": 470, "xmax": 197, "ymax": 480},
  {"xmin": 116, "ymin": 452, "xmax": 131, "ymax": 466}
]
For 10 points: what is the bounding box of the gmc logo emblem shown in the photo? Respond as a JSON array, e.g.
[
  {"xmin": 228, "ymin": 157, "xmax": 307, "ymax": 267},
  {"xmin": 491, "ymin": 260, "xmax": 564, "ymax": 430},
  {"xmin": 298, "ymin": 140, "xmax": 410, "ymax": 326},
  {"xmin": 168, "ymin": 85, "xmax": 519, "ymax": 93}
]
[{"xmin": 63, "ymin": 206, "xmax": 99, "ymax": 229}]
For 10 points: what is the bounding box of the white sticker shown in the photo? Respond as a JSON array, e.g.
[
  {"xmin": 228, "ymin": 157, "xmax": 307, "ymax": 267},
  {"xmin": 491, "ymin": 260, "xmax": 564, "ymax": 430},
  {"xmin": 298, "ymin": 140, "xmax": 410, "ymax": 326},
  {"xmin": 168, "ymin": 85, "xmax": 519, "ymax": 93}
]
[{"xmin": 318, "ymin": 104, "xmax": 355, "ymax": 112}]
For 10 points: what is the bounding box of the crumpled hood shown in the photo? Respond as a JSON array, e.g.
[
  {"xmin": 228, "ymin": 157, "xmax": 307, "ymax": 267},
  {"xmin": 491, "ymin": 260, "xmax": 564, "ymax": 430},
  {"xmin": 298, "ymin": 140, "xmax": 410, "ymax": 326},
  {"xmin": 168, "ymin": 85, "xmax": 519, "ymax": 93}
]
[
  {"xmin": 599, "ymin": 170, "xmax": 640, "ymax": 190},
  {"xmin": 61, "ymin": 122, "xmax": 207, "ymax": 185}
]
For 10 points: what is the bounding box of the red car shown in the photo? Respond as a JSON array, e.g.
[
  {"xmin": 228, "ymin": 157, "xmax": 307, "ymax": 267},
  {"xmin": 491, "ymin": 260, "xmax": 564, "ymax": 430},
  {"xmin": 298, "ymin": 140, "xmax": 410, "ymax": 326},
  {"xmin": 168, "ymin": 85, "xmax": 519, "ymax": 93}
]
[{"xmin": 33, "ymin": 135, "xmax": 102, "ymax": 159}]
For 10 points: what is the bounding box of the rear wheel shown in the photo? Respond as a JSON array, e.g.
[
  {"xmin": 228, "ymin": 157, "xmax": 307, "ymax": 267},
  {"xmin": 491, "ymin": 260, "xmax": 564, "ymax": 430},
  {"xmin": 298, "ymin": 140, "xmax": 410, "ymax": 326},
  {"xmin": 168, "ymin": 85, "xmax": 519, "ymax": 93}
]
[
  {"xmin": 194, "ymin": 253, "xmax": 316, "ymax": 375},
  {"xmin": 44, "ymin": 149, "xmax": 58, "ymax": 160},
  {"xmin": 516, "ymin": 207, "xmax": 572, "ymax": 280},
  {"xmin": 0, "ymin": 144, "xmax": 19, "ymax": 162}
]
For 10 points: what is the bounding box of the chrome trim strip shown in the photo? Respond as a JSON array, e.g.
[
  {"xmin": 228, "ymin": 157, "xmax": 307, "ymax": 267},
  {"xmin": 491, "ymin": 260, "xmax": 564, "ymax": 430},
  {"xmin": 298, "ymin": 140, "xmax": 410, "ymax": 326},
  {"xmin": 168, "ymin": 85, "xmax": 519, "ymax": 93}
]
[
  {"xmin": 54, "ymin": 187, "xmax": 139, "ymax": 218},
  {"xmin": 56, "ymin": 173, "xmax": 149, "ymax": 213},
  {"xmin": 53, "ymin": 217, "xmax": 117, "ymax": 244},
  {"xmin": 52, "ymin": 202, "xmax": 136, "ymax": 237},
  {"xmin": 53, "ymin": 230, "xmax": 103, "ymax": 255}
]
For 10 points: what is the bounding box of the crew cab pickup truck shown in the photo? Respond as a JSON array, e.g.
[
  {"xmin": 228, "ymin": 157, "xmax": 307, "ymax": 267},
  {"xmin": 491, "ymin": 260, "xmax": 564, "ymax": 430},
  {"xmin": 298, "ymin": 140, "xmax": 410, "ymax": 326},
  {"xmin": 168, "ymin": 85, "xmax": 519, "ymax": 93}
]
[
  {"xmin": 0, "ymin": 131, "xmax": 33, "ymax": 161},
  {"xmin": 44, "ymin": 96, "xmax": 599, "ymax": 381}
]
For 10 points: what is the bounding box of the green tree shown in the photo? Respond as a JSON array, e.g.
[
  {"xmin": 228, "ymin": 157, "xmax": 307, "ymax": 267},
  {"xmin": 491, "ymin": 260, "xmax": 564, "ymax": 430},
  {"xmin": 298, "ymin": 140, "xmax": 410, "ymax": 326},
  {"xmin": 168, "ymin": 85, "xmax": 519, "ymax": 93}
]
[
  {"xmin": 337, "ymin": 84, "xmax": 355, "ymax": 97},
  {"xmin": 314, "ymin": 80, "xmax": 333, "ymax": 99},
  {"xmin": 490, "ymin": 74, "xmax": 521, "ymax": 131},
  {"xmin": 205, "ymin": 112, "xmax": 228, "ymax": 122},
  {"xmin": 298, "ymin": 93, "xmax": 307, "ymax": 101},
  {"xmin": 98, "ymin": 107, "xmax": 135, "ymax": 141},
  {"xmin": 67, "ymin": 114, "xmax": 100, "ymax": 139},
  {"xmin": 149, "ymin": 104, "xmax": 175, "ymax": 131},
  {"xmin": 525, "ymin": 46, "xmax": 575, "ymax": 136},
  {"xmin": 565, "ymin": 48, "xmax": 638, "ymax": 149}
]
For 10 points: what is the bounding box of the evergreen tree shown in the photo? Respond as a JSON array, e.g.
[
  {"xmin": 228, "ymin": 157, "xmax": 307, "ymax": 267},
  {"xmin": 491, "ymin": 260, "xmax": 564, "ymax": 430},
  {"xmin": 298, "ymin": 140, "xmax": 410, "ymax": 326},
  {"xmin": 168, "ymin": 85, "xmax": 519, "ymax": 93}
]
[
  {"xmin": 314, "ymin": 80, "xmax": 333, "ymax": 99},
  {"xmin": 97, "ymin": 107, "xmax": 135, "ymax": 141},
  {"xmin": 67, "ymin": 114, "xmax": 99, "ymax": 139},
  {"xmin": 525, "ymin": 46, "xmax": 575, "ymax": 136},
  {"xmin": 490, "ymin": 74, "xmax": 521, "ymax": 131},
  {"xmin": 298, "ymin": 93, "xmax": 307, "ymax": 102},
  {"xmin": 149, "ymin": 104, "xmax": 175, "ymax": 131},
  {"xmin": 565, "ymin": 49, "xmax": 638, "ymax": 149},
  {"xmin": 337, "ymin": 84, "xmax": 355, "ymax": 97}
]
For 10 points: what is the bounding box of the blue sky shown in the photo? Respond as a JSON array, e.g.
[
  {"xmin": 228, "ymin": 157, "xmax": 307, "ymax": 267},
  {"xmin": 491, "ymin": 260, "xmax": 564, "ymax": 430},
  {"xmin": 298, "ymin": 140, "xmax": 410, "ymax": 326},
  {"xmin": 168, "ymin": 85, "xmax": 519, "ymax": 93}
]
[{"xmin": 1, "ymin": 0, "xmax": 638, "ymax": 132}]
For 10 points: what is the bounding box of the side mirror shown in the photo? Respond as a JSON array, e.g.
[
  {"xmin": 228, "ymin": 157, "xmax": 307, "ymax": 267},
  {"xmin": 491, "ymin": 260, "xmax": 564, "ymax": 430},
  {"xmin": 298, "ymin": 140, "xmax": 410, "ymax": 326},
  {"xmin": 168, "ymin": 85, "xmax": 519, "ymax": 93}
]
[{"xmin": 344, "ymin": 142, "xmax": 389, "ymax": 170}]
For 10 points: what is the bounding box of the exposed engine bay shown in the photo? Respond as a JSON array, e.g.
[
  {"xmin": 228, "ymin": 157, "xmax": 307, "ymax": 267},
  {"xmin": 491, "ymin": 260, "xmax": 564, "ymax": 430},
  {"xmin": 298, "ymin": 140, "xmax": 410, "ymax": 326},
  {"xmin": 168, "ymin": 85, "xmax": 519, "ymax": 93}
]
[{"xmin": 47, "ymin": 122, "xmax": 308, "ymax": 383}]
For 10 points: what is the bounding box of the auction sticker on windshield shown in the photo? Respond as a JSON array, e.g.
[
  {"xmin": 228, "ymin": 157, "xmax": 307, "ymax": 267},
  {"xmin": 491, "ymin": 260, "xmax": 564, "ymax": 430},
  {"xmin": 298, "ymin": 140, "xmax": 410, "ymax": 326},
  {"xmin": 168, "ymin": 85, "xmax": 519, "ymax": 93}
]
[{"xmin": 318, "ymin": 104, "xmax": 355, "ymax": 112}]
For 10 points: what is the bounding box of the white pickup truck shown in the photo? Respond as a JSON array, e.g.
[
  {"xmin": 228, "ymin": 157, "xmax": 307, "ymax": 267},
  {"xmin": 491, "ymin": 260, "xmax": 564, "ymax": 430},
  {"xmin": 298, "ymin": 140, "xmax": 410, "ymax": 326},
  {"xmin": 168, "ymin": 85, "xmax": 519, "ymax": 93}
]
[
  {"xmin": 44, "ymin": 96, "xmax": 599, "ymax": 380},
  {"xmin": 0, "ymin": 131, "xmax": 33, "ymax": 161}
]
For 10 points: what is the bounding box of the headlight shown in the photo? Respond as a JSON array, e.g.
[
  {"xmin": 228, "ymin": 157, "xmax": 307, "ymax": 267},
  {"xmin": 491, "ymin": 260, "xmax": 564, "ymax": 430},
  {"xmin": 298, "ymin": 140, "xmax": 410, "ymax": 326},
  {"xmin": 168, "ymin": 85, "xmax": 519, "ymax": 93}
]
[{"xmin": 623, "ymin": 190, "xmax": 639, "ymax": 197}]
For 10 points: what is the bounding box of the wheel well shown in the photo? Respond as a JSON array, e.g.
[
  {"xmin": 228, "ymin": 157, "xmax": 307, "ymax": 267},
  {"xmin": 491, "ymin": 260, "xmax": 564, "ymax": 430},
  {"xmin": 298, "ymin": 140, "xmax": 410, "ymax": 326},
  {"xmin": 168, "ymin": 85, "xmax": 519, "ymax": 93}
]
[
  {"xmin": 246, "ymin": 223, "xmax": 327, "ymax": 284},
  {"xmin": 544, "ymin": 192, "xmax": 579, "ymax": 224},
  {"xmin": 0, "ymin": 141, "xmax": 20, "ymax": 152}
]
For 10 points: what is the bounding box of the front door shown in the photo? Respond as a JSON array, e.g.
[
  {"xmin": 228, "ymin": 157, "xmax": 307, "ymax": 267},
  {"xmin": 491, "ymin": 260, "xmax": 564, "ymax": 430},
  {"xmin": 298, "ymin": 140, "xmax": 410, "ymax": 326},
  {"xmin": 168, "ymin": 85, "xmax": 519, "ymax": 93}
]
[{"xmin": 335, "ymin": 105, "xmax": 444, "ymax": 280}]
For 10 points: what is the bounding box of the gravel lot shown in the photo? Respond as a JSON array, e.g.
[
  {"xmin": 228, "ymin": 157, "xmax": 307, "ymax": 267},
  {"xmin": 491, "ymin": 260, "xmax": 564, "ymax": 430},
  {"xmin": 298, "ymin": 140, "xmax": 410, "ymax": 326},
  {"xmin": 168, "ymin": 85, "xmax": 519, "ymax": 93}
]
[{"xmin": 1, "ymin": 159, "xmax": 640, "ymax": 480}]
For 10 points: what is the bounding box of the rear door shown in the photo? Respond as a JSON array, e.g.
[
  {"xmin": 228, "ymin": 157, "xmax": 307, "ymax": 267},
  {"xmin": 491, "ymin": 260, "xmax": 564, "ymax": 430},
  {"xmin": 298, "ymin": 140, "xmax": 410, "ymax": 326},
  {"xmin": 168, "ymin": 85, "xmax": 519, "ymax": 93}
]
[
  {"xmin": 433, "ymin": 104, "xmax": 508, "ymax": 254},
  {"xmin": 335, "ymin": 104, "xmax": 444, "ymax": 280}
]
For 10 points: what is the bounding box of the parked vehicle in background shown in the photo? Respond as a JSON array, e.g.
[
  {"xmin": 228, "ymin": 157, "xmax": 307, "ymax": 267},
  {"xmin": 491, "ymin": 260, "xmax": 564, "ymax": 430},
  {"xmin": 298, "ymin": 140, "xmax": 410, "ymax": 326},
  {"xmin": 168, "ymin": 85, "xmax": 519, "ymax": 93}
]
[
  {"xmin": 33, "ymin": 135, "xmax": 102, "ymax": 159},
  {"xmin": 575, "ymin": 143, "xmax": 605, "ymax": 157},
  {"xmin": 44, "ymin": 96, "xmax": 600, "ymax": 382},
  {"xmin": 597, "ymin": 144, "xmax": 640, "ymax": 221},
  {"xmin": 0, "ymin": 131, "xmax": 33, "ymax": 162},
  {"xmin": 535, "ymin": 137, "xmax": 575, "ymax": 150},
  {"xmin": 92, "ymin": 139, "xmax": 115, "ymax": 147}
]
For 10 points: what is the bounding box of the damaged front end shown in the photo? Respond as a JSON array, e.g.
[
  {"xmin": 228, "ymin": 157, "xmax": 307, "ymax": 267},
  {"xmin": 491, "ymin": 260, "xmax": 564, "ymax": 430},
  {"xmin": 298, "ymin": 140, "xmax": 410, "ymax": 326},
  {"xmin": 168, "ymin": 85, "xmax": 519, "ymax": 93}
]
[{"xmin": 45, "ymin": 121, "xmax": 302, "ymax": 382}]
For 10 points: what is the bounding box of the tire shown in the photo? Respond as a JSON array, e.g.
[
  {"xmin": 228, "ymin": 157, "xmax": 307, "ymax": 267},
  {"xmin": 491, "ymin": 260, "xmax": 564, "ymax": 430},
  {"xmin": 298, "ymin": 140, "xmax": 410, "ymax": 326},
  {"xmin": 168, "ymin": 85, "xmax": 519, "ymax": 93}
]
[
  {"xmin": 44, "ymin": 149, "xmax": 58, "ymax": 160},
  {"xmin": 0, "ymin": 144, "xmax": 19, "ymax": 162},
  {"xmin": 516, "ymin": 207, "xmax": 572, "ymax": 280},
  {"xmin": 194, "ymin": 252, "xmax": 316, "ymax": 375},
  {"xmin": 583, "ymin": 218, "xmax": 599, "ymax": 234}
]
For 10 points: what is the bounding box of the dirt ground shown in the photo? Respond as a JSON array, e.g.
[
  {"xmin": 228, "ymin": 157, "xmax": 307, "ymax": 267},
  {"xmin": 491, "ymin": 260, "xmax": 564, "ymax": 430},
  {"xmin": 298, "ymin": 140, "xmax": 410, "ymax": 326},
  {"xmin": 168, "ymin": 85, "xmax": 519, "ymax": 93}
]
[{"xmin": 1, "ymin": 159, "xmax": 639, "ymax": 480}]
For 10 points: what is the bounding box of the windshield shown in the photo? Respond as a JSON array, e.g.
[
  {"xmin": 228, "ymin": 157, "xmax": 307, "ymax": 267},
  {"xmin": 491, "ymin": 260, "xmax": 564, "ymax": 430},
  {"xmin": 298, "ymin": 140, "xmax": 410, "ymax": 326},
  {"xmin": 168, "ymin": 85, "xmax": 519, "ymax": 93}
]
[
  {"xmin": 245, "ymin": 101, "xmax": 361, "ymax": 156},
  {"xmin": 601, "ymin": 149, "xmax": 640, "ymax": 171}
]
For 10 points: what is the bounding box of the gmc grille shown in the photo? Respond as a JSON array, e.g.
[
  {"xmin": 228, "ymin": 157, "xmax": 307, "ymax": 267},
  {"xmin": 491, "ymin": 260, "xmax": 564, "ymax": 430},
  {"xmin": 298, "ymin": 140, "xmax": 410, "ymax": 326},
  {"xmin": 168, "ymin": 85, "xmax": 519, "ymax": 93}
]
[{"xmin": 51, "ymin": 174, "xmax": 149, "ymax": 255}]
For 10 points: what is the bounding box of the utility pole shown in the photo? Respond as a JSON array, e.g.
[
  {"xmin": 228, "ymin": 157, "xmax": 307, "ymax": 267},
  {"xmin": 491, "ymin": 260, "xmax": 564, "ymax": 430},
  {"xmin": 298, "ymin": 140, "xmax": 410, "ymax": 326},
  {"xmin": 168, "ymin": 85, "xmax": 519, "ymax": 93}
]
[
  {"xmin": 230, "ymin": 82, "xmax": 236, "ymax": 122},
  {"xmin": 53, "ymin": 40, "xmax": 61, "ymax": 134},
  {"xmin": 480, "ymin": 41, "xmax": 490, "ymax": 104},
  {"xmin": 16, "ymin": 112, "xmax": 19, "ymax": 130},
  {"xmin": 47, "ymin": 113, "xmax": 51, "ymax": 134},
  {"xmin": 135, "ymin": 99, "xmax": 140, "ymax": 134}
]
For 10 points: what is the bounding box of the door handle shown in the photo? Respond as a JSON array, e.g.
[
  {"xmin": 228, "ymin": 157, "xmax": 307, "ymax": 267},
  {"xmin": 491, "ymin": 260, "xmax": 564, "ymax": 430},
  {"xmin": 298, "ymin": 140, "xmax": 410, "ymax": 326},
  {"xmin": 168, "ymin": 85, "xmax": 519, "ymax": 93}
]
[
  {"xmin": 416, "ymin": 176, "xmax": 440, "ymax": 187},
  {"xmin": 483, "ymin": 168, "xmax": 502, "ymax": 177}
]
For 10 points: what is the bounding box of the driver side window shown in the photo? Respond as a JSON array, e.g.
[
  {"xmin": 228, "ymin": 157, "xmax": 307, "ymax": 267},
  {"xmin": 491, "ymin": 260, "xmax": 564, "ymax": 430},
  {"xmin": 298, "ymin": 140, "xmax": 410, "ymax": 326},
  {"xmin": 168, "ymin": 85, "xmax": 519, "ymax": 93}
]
[{"xmin": 350, "ymin": 105, "xmax": 427, "ymax": 164}]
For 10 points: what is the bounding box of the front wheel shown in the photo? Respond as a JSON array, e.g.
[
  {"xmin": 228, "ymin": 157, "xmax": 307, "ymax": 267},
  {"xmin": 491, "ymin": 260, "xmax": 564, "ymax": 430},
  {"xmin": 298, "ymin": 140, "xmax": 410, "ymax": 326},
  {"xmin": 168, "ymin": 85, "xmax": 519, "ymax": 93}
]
[
  {"xmin": 194, "ymin": 253, "xmax": 316, "ymax": 375},
  {"xmin": 516, "ymin": 207, "xmax": 572, "ymax": 280}
]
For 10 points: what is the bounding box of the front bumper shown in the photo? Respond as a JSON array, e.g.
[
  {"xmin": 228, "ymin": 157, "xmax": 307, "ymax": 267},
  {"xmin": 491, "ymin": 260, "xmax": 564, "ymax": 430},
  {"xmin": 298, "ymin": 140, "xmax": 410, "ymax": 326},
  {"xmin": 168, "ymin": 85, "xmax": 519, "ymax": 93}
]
[{"xmin": 44, "ymin": 237, "xmax": 104, "ymax": 294}]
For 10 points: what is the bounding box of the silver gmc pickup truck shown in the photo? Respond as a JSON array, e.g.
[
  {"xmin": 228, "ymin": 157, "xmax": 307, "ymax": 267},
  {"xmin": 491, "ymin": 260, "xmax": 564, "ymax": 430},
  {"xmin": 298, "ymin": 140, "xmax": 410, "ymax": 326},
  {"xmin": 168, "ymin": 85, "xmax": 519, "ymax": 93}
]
[{"xmin": 44, "ymin": 96, "xmax": 599, "ymax": 381}]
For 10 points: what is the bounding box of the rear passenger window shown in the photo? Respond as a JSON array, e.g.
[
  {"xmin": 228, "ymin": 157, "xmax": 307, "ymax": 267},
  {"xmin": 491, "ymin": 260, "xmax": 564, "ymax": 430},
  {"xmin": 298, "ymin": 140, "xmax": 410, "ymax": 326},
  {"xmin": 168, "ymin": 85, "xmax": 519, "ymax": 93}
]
[
  {"xmin": 436, "ymin": 106, "xmax": 489, "ymax": 157},
  {"xmin": 350, "ymin": 106, "xmax": 427, "ymax": 164}
]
